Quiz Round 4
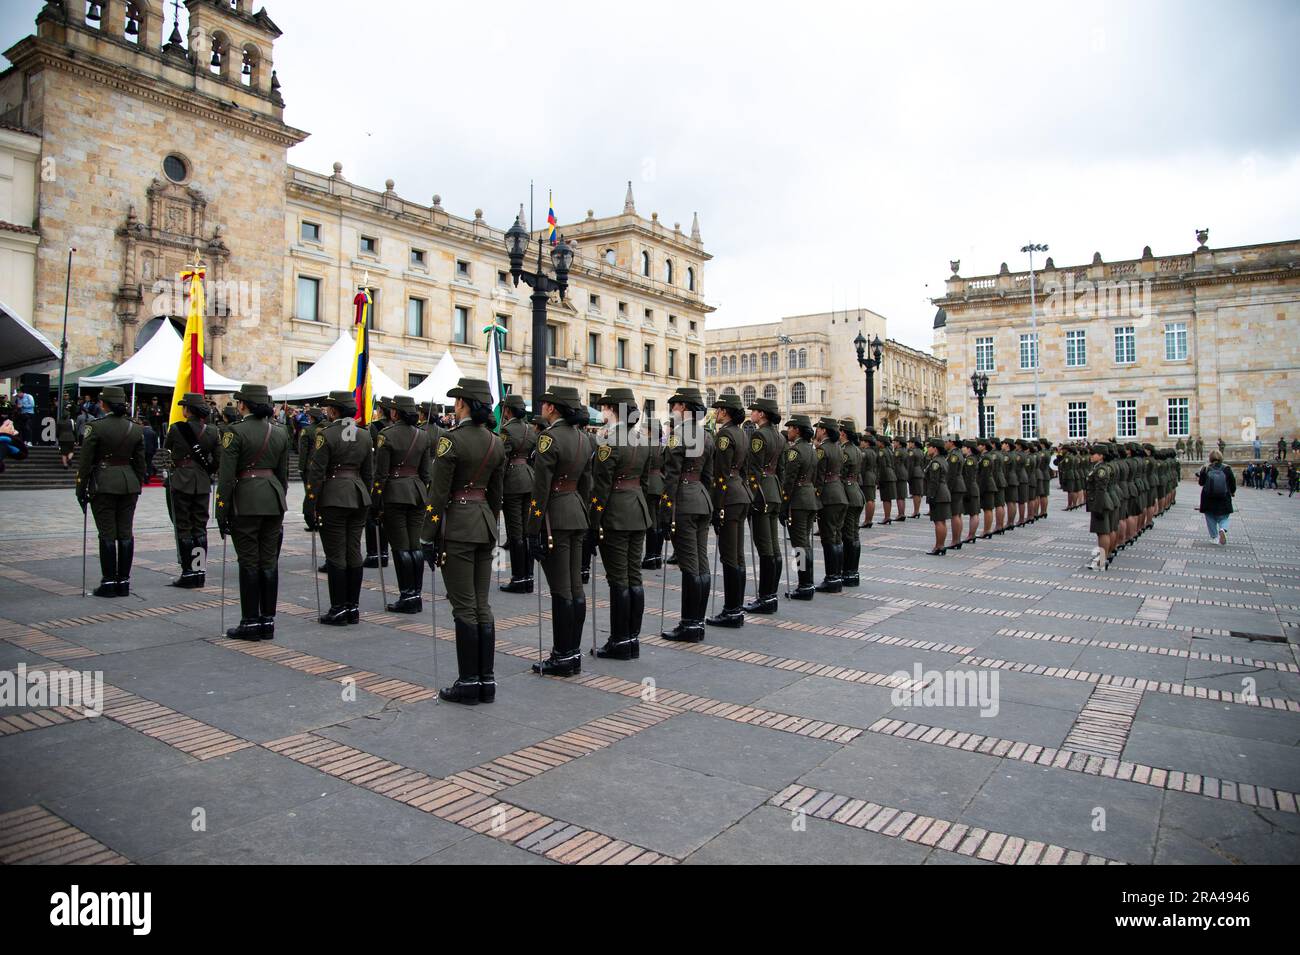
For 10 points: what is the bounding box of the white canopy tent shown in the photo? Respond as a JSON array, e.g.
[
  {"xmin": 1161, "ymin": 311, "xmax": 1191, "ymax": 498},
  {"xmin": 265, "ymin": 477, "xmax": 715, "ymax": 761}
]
[
  {"xmin": 270, "ymin": 331, "xmax": 406, "ymax": 401},
  {"xmin": 0, "ymin": 298, "xmax": 60, "ymax": 378},
  {"xmin": 406, "ymin": 351, "xmax": 465, "ymax": 407},
  {"xmin": 80, "ymin": 320, "xmax": 243, "ymax": 391}
]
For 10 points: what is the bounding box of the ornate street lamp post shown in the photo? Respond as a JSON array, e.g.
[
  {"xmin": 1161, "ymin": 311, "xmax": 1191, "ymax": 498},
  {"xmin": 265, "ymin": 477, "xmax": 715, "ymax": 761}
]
[
  {"xmin": 505, "ymin": 215, "xmax": 572, "ymax": 414},
  {"xmin": 854, "ymin": 331, "xmax": 884, "ymax": 431},
  {"xmin": 971, "ymin": 370, "xmax": 989, "ymax": 439},
  {"xmin": 1020, "ymin": 241, "xmax": 1048, "ymax": 437}
]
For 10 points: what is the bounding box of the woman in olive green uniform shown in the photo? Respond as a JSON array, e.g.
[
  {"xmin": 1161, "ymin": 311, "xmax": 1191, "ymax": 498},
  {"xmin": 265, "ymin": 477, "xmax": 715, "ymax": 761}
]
[
  {"xmin": 782, "ymin": 414, "xmax": 818, "ymax": 600},
  {"xmin": 894, "ymin": 437, "xmax": 911, "ymax": 520},
  {"xmin": 305, "ymin": 390, "xmax": 374, "ymax": 625},
  {"xmin": 924, "ymin": 438, "xmax": 952, "ymax": 556},
  {"xmin": 814, "ymin": 417, "xmax": 846, "ymax": 592},
  {"xmin": 744, "ymin": 397, "xmax": 785, "ymax": 613},
  {"xmin": 1000, "ymin": 438, "xmax": 1019, "ymax": 529},
  {"xmin": 499, "ymin": 394, "xmax": 536, "ymax": 593},
  {"xmin": 859, "ymin": 431, "xmax": 879, "ymax": 529},
  {"xmin": 528, "ymin": 386, "xmax": 594, "ymax": 675},
  {"xmin": 76, "ymin": 385, "xmax": 147, "ymax": 598},
  {"xmin": 975, "ymin": 437, "xmax": 996, "ymax": 538},
  {"xmin": 640, "ymin": 417, "xmax": 667, "ymax": 569},
  {"xmin": 660, "ymin": 386, "xmax": 713, "ymax": 641},
  {"xmin": 706, "ymin": 393, "xmax": 752, "ymax": 628},
  {"xmin": 1085, "ymin": 444, "xmax": 1113, "ymax": 571},
  {"xmin": 838, "ymin": 419, "xmax": 863, "ymax": 586},
  {"xmin": 877, "ymin": 435, "xmax": 896, "ymax": 524},
  {"xmin": 215, "ymin": 384, "xmax": 290, "ymax": 639},
  {"xmin": 164, "ymin": 392, "xmax": 219, "ymax": 588},
  {"xmin": 961, "ymin": 439, "xmax": 980, "ymax": 545},
  {"xmin": 590, "ymin": 388, "xmax": 652, "ymax": 659},
  {"xmin": 944, "ymin": 436, "xmax": 967, "ymax": 549},
  {"xmin": 375, "ymin": 395, "xmax": 431, "ymax": 613},
  {"xmin": 421, "ymin": 378, "xmax": 506, "ymax": 704}
]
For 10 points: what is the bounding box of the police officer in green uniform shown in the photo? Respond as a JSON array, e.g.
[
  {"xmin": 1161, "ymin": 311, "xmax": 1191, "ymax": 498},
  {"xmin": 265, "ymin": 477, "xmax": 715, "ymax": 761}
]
[
  {"xmin": 76, "ymin": 386, "xmax": 147, "ymax": 598},
  {"xmin": 421, "ymin": 378, "xmax": 506, "ymax": 703},
  {"xmin": 814, "ymin": 417, "xmax": 846, "ymax": 592},
  {"xmin": 782, "ymin": 414, "xmax": 818, "ymax": 599},
  {"xmin": 859, "ymin": 430, "xmax": 879, "ymax": 529},
  {"xmin": 375, "ymin": 395, "xmax": 431, "ymax": 613},
  {"xmin": 528, "ymin": 386, "xmax": 594, "ymax": 673},
  {"xmin": 975, "ymin": 437, "xmax": 996, "ymax": 538},
  {"xmin": 579, "ymin": 423, "xmax": 600, "ymax": 585},
  {"xmin": 298, "ymin": 407, "xmax": 323, "ymax": 490},
  {"xmin": 499, "ymin": 394, "xmax": 536, "ymax": 593},
  {"xmin": 943, "ymin": 435, "xmax": 967, "ymax": 549},
  {"xmin": 877, "ymin": 433, "xmax": 897, "ymax": 524},
  {"xmin": 743, "ymin": 396, "xmax": 785, "ymax": 613},
  {"xmin": 991, "ymin": 437, "xmax": 1008, "ymax": 533},
  {"xmin": 838, "ymin": 418, "xmax": 863, "ymax": 587},
  {"xmin": 215, "ymin": 384, "xmax": 290, "ymax": 639},
  {"xmin": 924, "ymin": 437, "xmax": 952, "ymax": 555},
  {"xmin": 362, "ymin": 399, "xmax": 389, "ymax": 569},
  {"xmin": 164, "ymin": 392, "xmax": 219, "ymax": 588},
  {"xmin": 640, "ymin": 417, "xmax": 667, "ymax": 569},
  {"xmin": 707, "ymin": 392, "xmax": 751, "ymax": 627},
  {"xmin": 1001, "ymin": 438, "xmax": 1020, "ymax": 529},
  {"xmin": 907, "ymin": 437, "xmax": 926, "ymax": 517},
  {"xmin": 590, "ymin": 387, "xmax": 652, "ymax": 659},
  {"xmin": 893, "ymin": 437, "xmax": 910, "ymax": 520},
  {"xmin": 961, "ymin": 439, "xmax": 980, "ymax": 546},
  {"xmin": 306, "ymin": 390, "xmax": 374, "ymax": 625},
  {"xmin": 1085, "ymin": 444, "xmax": 1113, "ymax": 571},
  {"xmin": 660, "ymin": 386, "xmax": 714, "ymax": 641}
]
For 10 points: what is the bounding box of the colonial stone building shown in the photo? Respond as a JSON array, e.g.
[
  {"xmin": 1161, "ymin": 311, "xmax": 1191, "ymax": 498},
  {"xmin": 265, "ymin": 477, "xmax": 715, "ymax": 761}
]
[
  {"xmin": 933, "ymin": 235, "xmax": 1300, "ymax": 447},
  {"xmin": 705, "ymin": 309, "xmax": 946, "ymax": 436},
  {"xmin": 0, "ymin": 1, "xmax": 709, "ymax": 408}
]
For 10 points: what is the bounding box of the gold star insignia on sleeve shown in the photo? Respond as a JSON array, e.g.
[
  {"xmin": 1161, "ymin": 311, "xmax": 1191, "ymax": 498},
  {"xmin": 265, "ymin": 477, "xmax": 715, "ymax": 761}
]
[
  {"xmin": 431, "ymin": 515, "xmax": 440, "ymax": 523},
  {"xmin": 426, "ymin": 504, "xmax": 433, "ymax": 512}
]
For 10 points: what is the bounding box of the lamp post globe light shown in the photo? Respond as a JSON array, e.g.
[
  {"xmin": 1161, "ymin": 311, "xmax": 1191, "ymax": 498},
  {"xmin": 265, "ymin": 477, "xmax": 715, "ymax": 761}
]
[
  {"xmin": 505, "ymin": 214, "xmax": 572, "ymax": 413},
  {"xmin": 854, "ymin": 331, "xmax": 884, "ymax": 431},
  {"xmin": 1020, "ymin": 242, "xmax": 1048, "ymax": 438},
  {"xmin": 970, "ymin": 369, "xmax": 989, "ymax": 439}
]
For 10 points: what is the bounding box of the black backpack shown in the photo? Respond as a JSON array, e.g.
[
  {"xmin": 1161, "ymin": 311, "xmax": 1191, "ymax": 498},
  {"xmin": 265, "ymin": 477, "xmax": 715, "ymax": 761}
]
[{"xmin": 1204, "ymin": 466, "xmax": 1228, "ymax": 497}]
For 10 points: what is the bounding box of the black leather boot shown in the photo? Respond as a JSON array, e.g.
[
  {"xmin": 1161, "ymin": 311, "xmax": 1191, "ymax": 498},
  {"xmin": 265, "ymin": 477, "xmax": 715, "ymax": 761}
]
[
  {"xmin": 787, "ymin": 558, "xmax": 815, "ymax": 600},
  {"xmin": 405, "ymin": 550, "xmax": 424, "ymax": 612},
  {"xmin": 641, "ymin": 528, "xmax": 662, "ymax": 569},
  {"xmin": 815, "ymin": 540, "xmax": 841, "ymax": 592},
  {"xmin": 440, "ymin": 619, "xmax": 481, "ymax": 704},
  {"xmin": 596, "ymin": 585, "xmax": 633, "ymax": 659},
  {"xmin": 478, "ymin": 621, "xmax": 497, "ymax": 702},
  {"xmin": 319, "ymin": 563, "xmax": 350, "ymax": 625},
  {"xmin": 534, "ymin": 598, "xmax": 580, "ymax": 675},
  {"xmin": 193, "ymin": 532, "xmax": 209, "ymax": 588},
  {"xmin": 745, "ymin": 556, "xmax": 777, "ymax": 613},
  {"xmin": 115, "ymin": 539, "xmax": 134, "ymax": 597},
  {"xmin": 347, "ymin": 565, "xmax": 362, "ymax": 623},
  {"xmin": 581, "ymin": 530, "xmax": 594, "ymax": 584},
  {"xmin": 259, "ymin": 566, "xmax": 278, "ymax": 639},
  {"xmin": 707, "ymin": 564, "xmax": 745, "ymax": 628},
  {"xmin": 842, "ymin": 540, "xmax": 861, "ymax": 587},
  {"xmin": 570, "ymin": 592, "xmax": 587, "ymax": 672},
  {"xmin": 170, "ymin": 537, "xmax": 199, "ymax": 588},
  {"xmin": 226, "ymin": 566, "xmax": 264, "ymax": 640},
  {"xmin": 500, "ymin": 540, "xmax": 531, "ymax": 593},
  {"xmin": 627, "ymin": 584, "xmax": 644, "ymax": 659},
  {"xmin": 387, "ymin": 551, "xmax": 420, "ymax": 613},
  {"xmin": 662, "ymin": 574, "xmax": 695, "ymax": 640},
  {"xmin": 93, "ymin": 538, "xmax": 118, "ymax": 598}
]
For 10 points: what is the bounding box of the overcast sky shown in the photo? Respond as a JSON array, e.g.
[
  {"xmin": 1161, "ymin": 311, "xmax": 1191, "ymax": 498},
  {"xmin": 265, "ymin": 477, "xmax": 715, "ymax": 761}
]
[{"xmin": 5, "ymin": 0, "xmax": 1299, "ymax": 349}]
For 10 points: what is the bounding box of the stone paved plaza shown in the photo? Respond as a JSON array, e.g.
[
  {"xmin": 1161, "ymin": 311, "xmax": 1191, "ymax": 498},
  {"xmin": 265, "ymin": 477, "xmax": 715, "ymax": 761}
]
[{"xmin": 1, "ymin": 482, "xmax": 1298, "ymax": 865}]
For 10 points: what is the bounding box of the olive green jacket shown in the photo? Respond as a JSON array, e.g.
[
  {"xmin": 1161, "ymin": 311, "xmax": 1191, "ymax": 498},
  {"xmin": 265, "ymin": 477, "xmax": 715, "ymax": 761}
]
[
  {"xmin": 216, "ymin": 416, "xmax": 290, "ymax": 518},
  {"xmin": 77, "ymin": 414, "xmax": 147, "ymax": 497},
  {"xmin": 782, "ymin": 439, "xmax": 819, "ymax": 511},
  {"xmin": 1086, "ymin": 462, "xmax": 1112, "ymax": 515},
  {"xmin": 661, "ymin": 418, "xmax": 713, "ymax": 517},
  {"xmin": 962, "ymin": 453, "xmax": 979, "ymax": 501},
  {"xmin": 859, "ymin": 444, "xmax": 879, "ymax": 488},
  {"xmin": 501, "ymin": 416, "xmax": 536, "ymax": 496},
  {"xmin": 424, "ymin": 418, "xmax": 505, "ymax": 543},
  {"xmin": 711, "ymin": 421, "xmax": 752, "ymax": 511},
  {"xmin": 945, "ymin": 448, "xmax": 966, "ymax": 496},
  {"xmin": 164, "ymin": 419, "xmax": 219, "ymax": 495},
  {"xmin": 375, "ymin": 422, "xmax": 431, "ymax": 508},
  {"xmin": 591, "ymin": 422, "xmax": 652, "ymax": 532},
  {"xmin": 841, "ymin": 440, "xmax": 865, "ymax": 507},
  {"xmin": 924, "ymin": 454, "xmax": 952, "ymax": 503},
  {"xmin": 746, "ymin": 423, "xmax": 785, "ymax": 514},
  {"xmin": 527, "ymin": 419, "xmax": 593, "ymax": 534},
  {"xmin": 305, "ymin": 417, "xmax": 374, "ymax": 511},
  {"xmin": 815, "ymin": 439, "xmax": 847, "ymax": 506}
]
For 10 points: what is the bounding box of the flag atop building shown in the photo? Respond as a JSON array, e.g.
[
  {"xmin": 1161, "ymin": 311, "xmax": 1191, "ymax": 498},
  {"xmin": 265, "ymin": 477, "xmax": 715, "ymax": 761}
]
[
  {"xmin": 350, "ymin": 287, "xmax": 373, "ymax": 425},
  {"xmin": 483, "ymin": 320, "xmax": 506, "ymax": 431},
  {"xmin": 168, "ymin": 261, "xmax": 206, "ymax": 425},
  {"xmin": 547, "ymin": 191, "xmax": 557, "ymax": 246}
]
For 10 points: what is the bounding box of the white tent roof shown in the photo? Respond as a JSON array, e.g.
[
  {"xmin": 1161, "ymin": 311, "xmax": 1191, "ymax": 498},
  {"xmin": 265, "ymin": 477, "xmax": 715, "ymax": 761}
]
[
  {"xmin": 80, "ymin": 320, "xmax": 243, "ymax": 391},
  {"xmin": 270, "ymin": 331, "xmax": 407, "ymax": 401},
  {"xmin": 0, "ymin": 298, "xmax": 60, "ymax": 378},
  {"xmin": 407, "ymin": 350, "xmax": 465, "ymax": 406}
]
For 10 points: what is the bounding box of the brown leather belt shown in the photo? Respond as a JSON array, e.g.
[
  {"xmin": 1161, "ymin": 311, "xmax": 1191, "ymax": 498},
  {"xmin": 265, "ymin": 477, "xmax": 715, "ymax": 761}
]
[
  {"xmin": 825, "ymin": 471, "xmax": 841, "ymax": 481},
  {"xmin": 614, "ymin": 477, "xmax": 641, "ymax": 491},
  {"xmin": 453, "ymin": 488, "xmax": 486, "ymax": 503},
  {"xmin": 648, "ymin": 468, "xmax": 662, "ymax": 476},
  {"xmin": 390, "ymin": 465, "xmax": 421, "ymax": 478},
  {"xmin": 795, "ymin": 479, "xmax": 811, "ymax": 487},
  {"xmin": 551, "ymin": 479, "xmax": 578, "ymax": 493},
  {"xmin": 101, "ymin": 456, "xmax": 131, "ymax": 467},
  {"xmin": 762, "ymin": 464, "xmax": 777, "ymax": 476},
  {"xmin": 681, "ymin": 472, "xmax": 702, "ymax": 483},
  {"xmin": 329, "ymin": 466, "xmax": 360, "ymax": 478},
  {"xmin": 509, "ymin": 457, "xmax": 528, "ymax": 466},
  {"xmin": 238, "ymin": 468, "xmax": 274, "ymax": 479}
]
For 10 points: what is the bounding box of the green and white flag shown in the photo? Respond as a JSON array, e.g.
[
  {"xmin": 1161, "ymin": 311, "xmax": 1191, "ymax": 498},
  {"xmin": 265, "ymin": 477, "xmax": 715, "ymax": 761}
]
[{"xmin": 483, "ymin": 320, "xmax": 507, "ymax": 431}]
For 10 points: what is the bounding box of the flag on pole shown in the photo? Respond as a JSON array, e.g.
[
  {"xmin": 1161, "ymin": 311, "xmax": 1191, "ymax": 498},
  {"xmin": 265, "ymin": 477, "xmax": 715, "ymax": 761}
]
[
  {"xmin": 350, "ymin": 287, "xmax": 373, "ymax": 425},
  {"xmin": 168, "ymin": 263, "xmax": 206, "ymax": 426},
  {"xmin": 483, "ymin": 320, "xmax": 507, "ymax": 432},
  {"xmin": 546, "ymin": 191, "xmax": 557, "ymax": 246}
]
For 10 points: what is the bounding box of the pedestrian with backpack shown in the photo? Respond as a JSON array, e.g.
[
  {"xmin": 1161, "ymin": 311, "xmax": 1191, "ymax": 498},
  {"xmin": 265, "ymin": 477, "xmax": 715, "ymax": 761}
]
[{"xmin": 1197, "ymin": 450, "xmax": 1236, "ymax": 545}]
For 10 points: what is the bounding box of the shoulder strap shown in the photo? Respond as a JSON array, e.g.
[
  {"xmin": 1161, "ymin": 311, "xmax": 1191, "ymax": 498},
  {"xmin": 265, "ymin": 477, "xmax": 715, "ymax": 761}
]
[
  {"xmin": 466, "ymin": 429, "xmax": 498, "ymax": 488},
  {"xmin": 248, "ymin": 421, "xmax": 273, "ymax": 469},
  {"xmin": 397, "ymin": 425, "xmax": 426, "ymax": 472}
]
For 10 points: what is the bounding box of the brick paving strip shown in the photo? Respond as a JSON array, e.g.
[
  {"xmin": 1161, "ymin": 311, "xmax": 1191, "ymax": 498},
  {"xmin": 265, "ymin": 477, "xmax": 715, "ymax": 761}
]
[
  {"xmin": 769, "ymin": 785, "xmax": 1122, "ymax": 865},
  {"xmin": 992, "ymin": 627, "xmax": 1298, "ymax": 674},
  {"xmin": 0, "ymin": 805, "xmax": 130, "ymax": 864},
  {"xmin": 0, "ymin": 616, "xmax": 100, "ymax": 660},
  {"xmin": 1062, "ymin": 685, "xmax": 1146, "ymax": 758},
  {"xmin": 0, "ymin": 563, "xmax": 81, "ymax": 598}
]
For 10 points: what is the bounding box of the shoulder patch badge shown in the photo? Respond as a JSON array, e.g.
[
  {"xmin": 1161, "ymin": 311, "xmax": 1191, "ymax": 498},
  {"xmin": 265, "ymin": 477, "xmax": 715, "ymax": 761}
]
[
  {"xmin": 597, "ymin": 444, "xmax": 613, "ymax": 462},
  {"xmin": 816, "ymin": 448, "xmax": 825, "ymax": 459},
  {"xmin": 718, "ymin": 435, "xmax": 730, "ymax": 451},
  {"xmin": 751, "ymin": 437, "xmax": 763, "ymax": 454},
  {"xmin": 436, "ymin": 436, "xmax": 453, "ymax": 457},
  {"xmin": 376, "ymin": 435, "xmax": 385, "ymax": 448},
  {"xmin": 786, "ymin": 448, "xmax": 798, "ymax": 461},
  {"xmin": 314, "ymin": 433, "xmax": 325, "ymax": 450},
  {"xmin": 982, "ymin": 459, "xmax": 990, "ymax": 467},
  {"xmin": 222, "ymin": 431, "xmax": 234, "ymax": 449},
  {"xmin": 537, "ymin": 434, "xmax": 553, "ymax": 455},
  {"xmin": 668, "ymin": 435, "xmax": 679, "ymax": 449}
]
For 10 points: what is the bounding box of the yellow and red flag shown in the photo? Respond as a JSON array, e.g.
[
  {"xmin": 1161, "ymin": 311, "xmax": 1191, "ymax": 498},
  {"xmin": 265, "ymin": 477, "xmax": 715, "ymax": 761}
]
[
  {"xmin": 168, "ymin": 265, "xmax": 206, "ymax": 425},
  {"xmin": 350, "ymin": 287, "xmax": 373, "ymax": 425}
]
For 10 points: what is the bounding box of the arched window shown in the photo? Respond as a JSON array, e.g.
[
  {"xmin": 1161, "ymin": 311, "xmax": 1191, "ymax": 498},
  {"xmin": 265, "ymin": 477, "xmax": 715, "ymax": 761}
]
[
  {"xmin": 761, "ymin": 353, "xmax": 769, "ymax": 372},
  {"xmin": 640, "ymin": 251, "xmax": 650, "ymax": 277},
  {"xmin": 769, "ymin": 351, "xmax": 777, "ymax": 369},
  {"xmin": 708, "ymin": 356, "xmax": 717, "ymax": 376},
  {"xmin": 240, "ymin": 43, "xmax": 261, "ymax": 88},
  {"xmin": 665, "ymin": 259, "xmax": 674, "ymax": 284},
  {"xmin": 706, "ymin": 388, "xmax": 717, "ymax": 406},
  {"xmin": 788, "ymin": 349, "xmax": 796, "ymax": 369},
  {"xmin": 791, "ymin": 382, "xmax": 807, "ymax": 404},
  {"xmin": 604, "ymin": 248, "xmax": 616, "ymax": 266},
  {"xmin": 123, "ymin": 1, "xmax": 142, "ymax": 45},
  {"xmin": 687, "ymin": 267, "xmax": 696, "ymax": 292},
  {"xmin": 723, "ymin": 386, "xmax": 737, "ymax": 396},
  {"xmin": 743, "ymin": 385, "xmax": 757, "ymax": 405},
  {"xmin": 741, "ymin": 354, "xmax": 750, "ymax": 374},
  {"xmin": 763, "ymin": 384, "xmax": 777, "ymax": 400},
  {"xmin": 209, "ymin": 32, "xmax": 231, "ymax": 78},
  {"xmin": 750, "ymin": 353, "xmax": 758, "ymax": 371},
  {"xmin": 798, "ymin": 348, "xmax": 807, "ymax": 369},
  {"xmin": 729, "ymin": 356, "xmax": 737, "ymax": 375}
]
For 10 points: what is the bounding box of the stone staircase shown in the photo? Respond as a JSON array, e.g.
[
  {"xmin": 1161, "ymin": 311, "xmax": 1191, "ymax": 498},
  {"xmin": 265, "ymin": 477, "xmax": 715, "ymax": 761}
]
[{"xmin": 0, "ymin": 446, "xmax": 305, "ymax": 491}]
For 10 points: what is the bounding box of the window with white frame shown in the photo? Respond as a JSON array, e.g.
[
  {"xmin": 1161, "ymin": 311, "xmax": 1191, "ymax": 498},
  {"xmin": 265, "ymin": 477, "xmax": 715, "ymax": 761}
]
[
  {"xmin": 1116, "ymin": 399, "xmax": 1137, "ymax": 438},
  {"xmin": 1167, "ymin": 397, "xmax": 1190, "ymax": 436},
  {"xmin": 1065, "ymin": 329, "xmax": 1086, "ymax": 367},
  {"xmin": 295, "ymin": 276, "xmax": 320, "ymax": 321},
  {"xmin": 1164, "ymin": 322, "xmax": 1188, "ymax": 361},
  {"xmin": 453, "ymin": 305, "xmax": 469, "ymax": 344},
  {"xmin": 1020, "ymin": 402, "xmax": 1038, "ymax": 439},
  {"xmin": 1067, "ymin": 400, "xmax": 1088, "ymax": 438},
  {"xmin": 1019, "ymin": 333, "xmax": 1039, "ymax": 370},
  {"xmin": 982, "ymin": 405, "xmax": 995, "ymax": 438},
  {"xmin": 406, "ymin": 297, "xmax": 424, "ymax": 338},
  {"xmin": 1114, "ymin": 325, "xmax": 1136, "ymax": 364},
  {"xmin": 792, "ymin": 382, "xmax": 807, "ymax": 404},
  {"xmin": 975, "ymin": 336, "xmax": 995, "ymax": 372}
]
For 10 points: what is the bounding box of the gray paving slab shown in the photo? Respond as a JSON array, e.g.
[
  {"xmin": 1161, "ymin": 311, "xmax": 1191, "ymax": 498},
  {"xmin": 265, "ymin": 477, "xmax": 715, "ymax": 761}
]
[
  {"xmin": 1123, "ymin": 721, "xmax": 1300, "ymax": 794},
  {"xmin": 1153, "ymin": 789, "xmax": 1300, "ymax": 864},
  {"xmin": 683, "ymin": 805, "xmax": 933, "ymax": 864}
]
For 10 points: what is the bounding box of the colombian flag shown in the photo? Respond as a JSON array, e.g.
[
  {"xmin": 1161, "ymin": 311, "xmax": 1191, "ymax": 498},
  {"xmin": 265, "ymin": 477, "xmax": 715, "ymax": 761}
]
[
  {"xmin": 350, "ymin": 288, "xmax": 373, "ymax": 425},
  {"xmin": 547, "ymin": 191, "xmax": 557, "ymax": 246},
  {"xmin": 168, "ymin": 265, "xmax": 206, "ymax": 425}
]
